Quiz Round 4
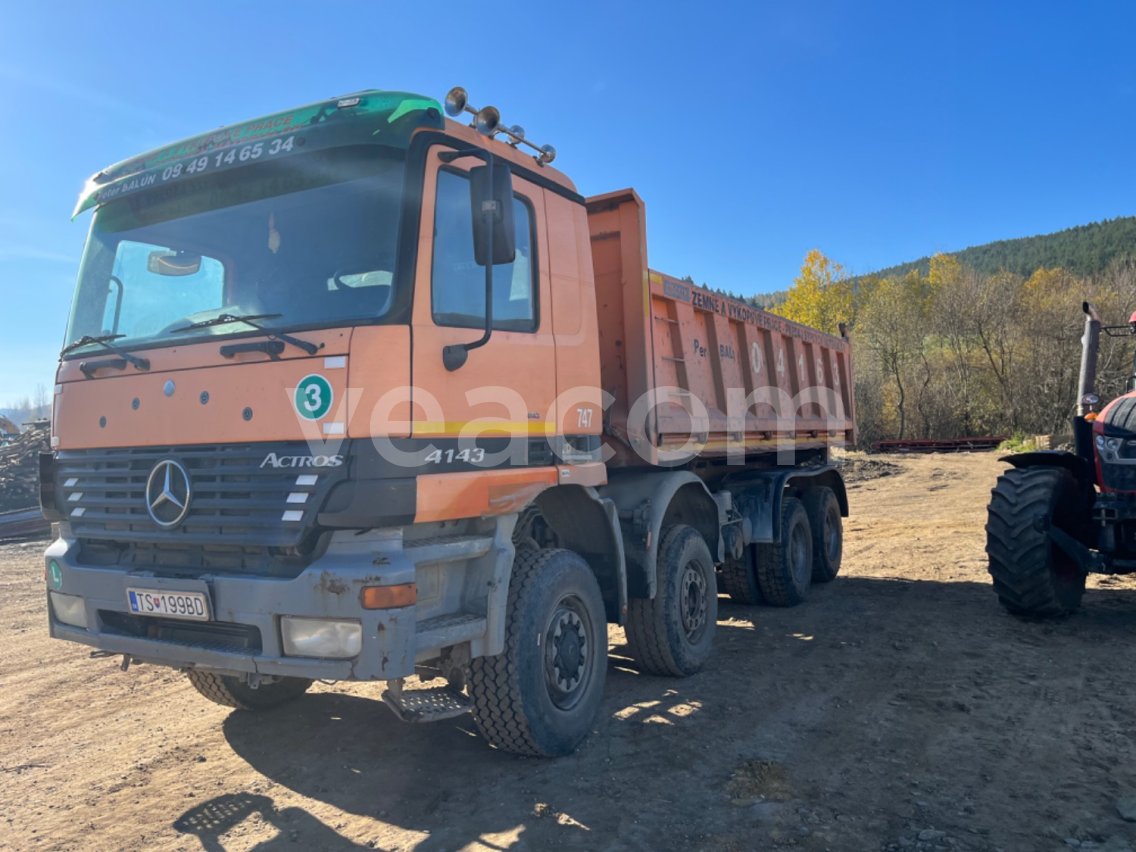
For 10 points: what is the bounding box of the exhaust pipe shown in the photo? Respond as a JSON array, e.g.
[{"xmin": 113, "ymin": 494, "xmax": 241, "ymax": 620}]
[
  {"xmin": 1077, "ymin": 301, "xmax": 1101, "ymax": 417},
  {"xmin": 1075, "ymin": 301, "xmax": 1101, "ymax": 464}
]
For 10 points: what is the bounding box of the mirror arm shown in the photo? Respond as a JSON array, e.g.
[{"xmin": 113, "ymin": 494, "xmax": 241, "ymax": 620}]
[{"xmin": 444, "ymin": 153, "xmax": 498, "ymax": 372}]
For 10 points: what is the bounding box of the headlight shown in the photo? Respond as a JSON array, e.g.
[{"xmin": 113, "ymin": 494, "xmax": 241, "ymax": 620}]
[
  {"xmin": 50, "ymin": 592, "xmax": 87, "ymax": 629},
  {"xmin": 1096, "ymin": 435, "xmax": 1106, "ymax": 450},
  {"xmin": 280, "ymin": 616, "xmax": 362, "ymax": 658},
  {"xmin": 1107, "ymin": 437, "xmax": 1122, "ymax": 452}
]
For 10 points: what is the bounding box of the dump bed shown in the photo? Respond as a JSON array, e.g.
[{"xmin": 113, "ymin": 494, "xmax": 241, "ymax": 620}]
[{"xmin": 586, "ymin": 189, "xmax": 855, "ymax": 468}]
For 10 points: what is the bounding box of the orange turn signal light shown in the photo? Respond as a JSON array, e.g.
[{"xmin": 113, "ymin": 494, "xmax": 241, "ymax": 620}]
[
  {"xmin": 1085, "ymin": 412, "xmax": 1099, "ymax": 422},
  {"xmin": 360, "ymin": 583, "xmax": 416, "ymax": 610}
]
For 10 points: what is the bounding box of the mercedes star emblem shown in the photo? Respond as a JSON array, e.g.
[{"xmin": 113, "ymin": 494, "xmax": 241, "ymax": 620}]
[{"xmin": 145, "ymin": 459, "xmax": 192, "ymax": 528}]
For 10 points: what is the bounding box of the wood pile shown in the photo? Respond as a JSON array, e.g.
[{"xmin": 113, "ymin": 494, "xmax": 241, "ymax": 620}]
[{"xmin": 0, "ymin": 423, "xmax": 50, "ymax": 513}]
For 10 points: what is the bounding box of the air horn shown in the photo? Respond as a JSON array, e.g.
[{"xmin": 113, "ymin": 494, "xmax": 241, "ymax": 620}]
[{"xmin": 444, "ymin": 87, "xmax": 557, "ymax": 165}]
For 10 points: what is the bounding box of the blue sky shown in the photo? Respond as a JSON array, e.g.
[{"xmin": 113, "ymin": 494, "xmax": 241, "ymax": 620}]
[{"xmin": 2, "ymin": 1, "xmax": 1135, "ymax": 405}]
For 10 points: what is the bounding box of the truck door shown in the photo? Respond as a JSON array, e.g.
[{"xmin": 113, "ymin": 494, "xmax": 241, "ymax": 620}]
[{"xmin": 410, "ymin": 146, "xmax": 557, "ymax": 466}]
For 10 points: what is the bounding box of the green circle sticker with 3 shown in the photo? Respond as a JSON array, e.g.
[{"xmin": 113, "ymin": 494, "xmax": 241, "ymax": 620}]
[{"xmin": 295, "ymin": 374, "xmax": 333, "ymax": 420}]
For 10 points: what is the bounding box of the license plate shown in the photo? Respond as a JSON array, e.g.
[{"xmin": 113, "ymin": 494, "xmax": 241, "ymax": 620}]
[{"xmin": 126, "ymin": 588, "xmax": 210, "ymax": 621}]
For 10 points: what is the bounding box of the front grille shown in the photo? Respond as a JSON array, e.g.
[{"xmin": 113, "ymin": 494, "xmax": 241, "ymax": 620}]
[
  {"xmin": 55, "ymin": 443, "xmax": 345, "ymax": 549},
  {"xmin": 99, "ymin": 610, "xmax": 262, "ymax": 653},
  {"xmin": 77, "ymin": 539, "xmax": 311, "ymax": 578},
  {"xmin": 1101, "ymin": 461, "xmax": 1136, "ymax": 492}
]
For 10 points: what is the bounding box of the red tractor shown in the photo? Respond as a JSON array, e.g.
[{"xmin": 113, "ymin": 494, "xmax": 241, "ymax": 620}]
[{"xmin": 987, "ymin": 302, "xmax": 1136, "ymax": 616}]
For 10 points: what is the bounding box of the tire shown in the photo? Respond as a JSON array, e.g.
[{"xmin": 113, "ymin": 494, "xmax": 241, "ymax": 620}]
[
  {"xmin": 720, "ymin": 546, "xmax": 762, "ymax": 604},
  {"xmin": 986, "ymin": 466, "xmax": 1088, "ymax": 617},
  {"xmin": 804, "ymin": 487, "xmax": 843, "ymax": 583},
  {"xmin": 755, "ymin": 497, "xmax": 813, "ymax": 607},
  {"xmin": 186, "ymin": 670, "xmax": 312, "ymax": 711},
  {"xmin": 468, "ymin": 547, "xmax": 608, "ymax": 757},
  {"xmin": 625, "ymin": 524, "xmax": 718, "ymax": 676}
]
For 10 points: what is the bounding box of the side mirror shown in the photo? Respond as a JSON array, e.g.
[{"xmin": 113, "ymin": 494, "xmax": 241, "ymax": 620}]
[
  {"xmin": 469, "ymin": 163, "xmax": 516, "ymax": 266},
  {"xmin": 148, "ymin": 250, "xmax": 202, "ymax": 276}
]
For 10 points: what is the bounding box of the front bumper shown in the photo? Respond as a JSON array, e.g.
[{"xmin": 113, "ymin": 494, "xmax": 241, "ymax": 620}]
[{"xmin": 44, "ymin": 532, "xmax": 417, "ymax": 681}]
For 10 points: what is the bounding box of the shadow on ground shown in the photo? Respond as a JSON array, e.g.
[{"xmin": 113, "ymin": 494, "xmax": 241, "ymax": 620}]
[
  {"xmin": 174, "ymin": 792, "xmax": 367, "ymax": 850},
  {"xmin": 209, "ymin": 577, "xmax": 1136, "ymax": 851}
]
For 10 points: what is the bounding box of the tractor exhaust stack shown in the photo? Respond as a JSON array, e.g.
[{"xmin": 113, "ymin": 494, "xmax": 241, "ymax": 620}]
[{"xmin": 1077, "ymin": 301, "xmax": 1101, "ymax": 417}]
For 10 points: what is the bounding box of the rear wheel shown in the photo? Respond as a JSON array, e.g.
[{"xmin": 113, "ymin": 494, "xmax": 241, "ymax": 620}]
[
  {"xmin": 626, "ymin": 524, "xmax": 718, "ymax": 676},
  {"xmin": 755, "ymin": 497, "xmax": 813, "ymax": 607},
  {"xmin": 468, "ymin": 547, "xmax": 608, "ymax": 757},
  {"xmin": 186, "ymin": 671, "xmax": 312, "ymax": 711},
  {"xmin": 986, "ymin": 466, "xmax": 1088, "ymax": 617},
  {"xmin": 720, "ymin": 546, "xmax": 762, "ymax": 604},
  {"xmin": 804, "ymin": 487, "xmax": 842, "ymax": 583}
]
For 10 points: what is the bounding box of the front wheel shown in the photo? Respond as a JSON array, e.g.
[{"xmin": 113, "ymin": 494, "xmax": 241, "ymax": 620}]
[
  {"xmin": 720, "ymin": 546, "xmax": 762, "ymax": 604},
  {"xmin": 625, "ymin": 524, "xmax": 718, "ymax": 677},
  {"xmin": 186, "ymin": 671, "xmax": 312, "ymax": 710},
  {"xmin": 468, "ymin": 548, "xmax": 608, "ymax": 757},
  {"xmin": 986, "ymin": 466, "xmax": 1088, "ymax": 617}
]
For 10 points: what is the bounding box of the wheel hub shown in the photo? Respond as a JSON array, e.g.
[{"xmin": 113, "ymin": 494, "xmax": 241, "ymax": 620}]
[
  {"xmin": 545, "ymin": 602, "xmax": 591, "ymax": 710},
  {"xmin": 680, "ymin": 564, "xmax": 708, "ymax": 639}
]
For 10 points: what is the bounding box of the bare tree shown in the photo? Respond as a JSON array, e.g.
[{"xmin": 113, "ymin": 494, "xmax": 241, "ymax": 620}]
[{"xmin": 33, "ymin": 383, "xmax": 48, "ymax": 418}]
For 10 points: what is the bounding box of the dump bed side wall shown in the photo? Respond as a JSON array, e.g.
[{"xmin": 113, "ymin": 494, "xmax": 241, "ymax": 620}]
[
  {"xmin": 587, "ymin": 189, "xmax": 856, "ymax": 468},
  {"xmin": 586, "ymin": 189, "xmax": 655, "ymax": 465}
]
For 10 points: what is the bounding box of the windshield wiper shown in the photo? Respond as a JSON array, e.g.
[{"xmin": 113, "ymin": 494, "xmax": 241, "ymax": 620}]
[
  {"xmin": 61, "ymin": 334, "xmax": 151, "ymax": 371},
  {"xmin": 170, "ymin": 313, "xmax": 320, "ymax": 356},
  {"xmin": 61, "ymin": 333, "xmax": 123, "ymax": 355},
  {"xmin": 169, "ymin": 313, "xmax": 281, "ymax": 333}
]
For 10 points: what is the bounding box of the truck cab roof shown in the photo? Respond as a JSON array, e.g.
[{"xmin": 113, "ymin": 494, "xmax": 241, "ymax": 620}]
[{"xmin": 74, "ymin": 88, "xmax": 578, "ymax": 218}]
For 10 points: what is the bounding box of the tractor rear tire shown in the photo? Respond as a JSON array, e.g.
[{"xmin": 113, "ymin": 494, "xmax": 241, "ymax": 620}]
[
  {"xmin": 755, "ymin": 497, "xmax": 813, "ymax": 607},
  {"xmin": 804, "ymin": 487, "xmax": 843, "ymax": 583},
  {"xmin": 626, "ymin": 524, "xmax": 718, "ymax": 676},
  {"xmin": 186, "ymin": 671, "xmax": 312, "ymax": 710},
  {"xmin": 986, "ymin": 466, "xmax": 1088, "ymax": 617}
]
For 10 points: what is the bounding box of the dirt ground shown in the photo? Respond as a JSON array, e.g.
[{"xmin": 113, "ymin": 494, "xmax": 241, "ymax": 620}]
[{"xmin": 3, "ymin": 452, "xmax": 1136, "ymax": 851}]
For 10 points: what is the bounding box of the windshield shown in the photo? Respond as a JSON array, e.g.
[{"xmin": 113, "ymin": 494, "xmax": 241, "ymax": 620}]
[{"xmin": 65, "ymin": 147, "xmax": 404, "ymax": 354}]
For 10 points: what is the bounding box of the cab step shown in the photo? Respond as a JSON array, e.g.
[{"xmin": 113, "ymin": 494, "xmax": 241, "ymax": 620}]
[{"xmin": 381, "ymin": 684, "xmax": 472, "ymax": 723}]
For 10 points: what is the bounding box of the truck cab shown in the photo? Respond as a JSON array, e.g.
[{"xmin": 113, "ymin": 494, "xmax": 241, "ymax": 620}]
[{"xmin": 43, "ymin": 88, "xmax": 853, "ymax": 756}]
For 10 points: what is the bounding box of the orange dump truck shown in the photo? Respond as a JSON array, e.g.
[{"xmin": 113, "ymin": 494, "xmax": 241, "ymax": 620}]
[{"xmin": 42, "ymin": 87, "xmax": 854, "ymax": 756}]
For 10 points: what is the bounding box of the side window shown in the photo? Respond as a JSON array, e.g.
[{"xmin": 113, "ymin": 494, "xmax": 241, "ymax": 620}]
[{"xmin": 431, "ymin": 169, "xmax": 537, "ymax": 332}]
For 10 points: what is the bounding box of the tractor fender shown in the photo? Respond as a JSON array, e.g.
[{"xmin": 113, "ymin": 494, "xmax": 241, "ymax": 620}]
[{"xmin": 1002, "ymin": 450, "xmax": 1095, "ymax": 489}]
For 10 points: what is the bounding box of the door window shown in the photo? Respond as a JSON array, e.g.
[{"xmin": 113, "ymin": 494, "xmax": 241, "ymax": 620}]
[{"xmin": 431, "ymin": 168, "xmax": 537, "ymax": 332}]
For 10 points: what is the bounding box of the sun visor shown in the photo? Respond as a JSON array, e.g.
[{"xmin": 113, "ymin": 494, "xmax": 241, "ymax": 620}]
[{"xmin": 73, "ymin": 90, "xmax": 442, "ymax": 219}]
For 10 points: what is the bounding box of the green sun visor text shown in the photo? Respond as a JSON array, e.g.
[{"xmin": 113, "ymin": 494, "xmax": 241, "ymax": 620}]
[{"xmin": 73, "ymin": 90, "xmax": 443, "ymax": 218}]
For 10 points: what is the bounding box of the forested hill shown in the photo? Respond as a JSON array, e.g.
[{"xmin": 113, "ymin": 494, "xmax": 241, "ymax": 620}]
[{"xmin": 864, "ymin": 215, "xmax": 1136, "ymax": 280}]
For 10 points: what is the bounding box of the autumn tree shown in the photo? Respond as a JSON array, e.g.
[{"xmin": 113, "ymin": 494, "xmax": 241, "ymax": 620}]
[
  {"xmin": 856, "ymin": 273, "xmax": 928, "ymax": 439},
  {"xmin": 769, "ymin": 244, "xmax": 1136, "ymax": 445},
  {"xmin": 930, "ymin": 257, "xmax": 982, "ymax": 435},
  {"xmin": 775, "ymin": 249, "xmax": 854, "ymax": 335}
]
